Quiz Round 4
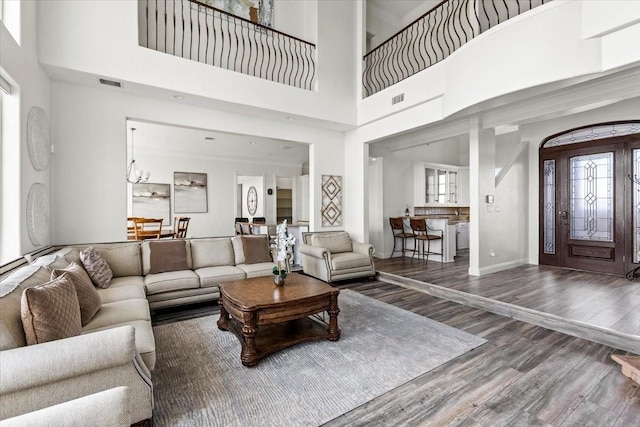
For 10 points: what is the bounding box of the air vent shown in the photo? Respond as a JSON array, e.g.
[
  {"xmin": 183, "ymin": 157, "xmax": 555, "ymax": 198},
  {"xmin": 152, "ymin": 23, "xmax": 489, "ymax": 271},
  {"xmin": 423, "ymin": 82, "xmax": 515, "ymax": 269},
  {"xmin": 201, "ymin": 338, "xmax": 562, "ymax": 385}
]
[
  {"xmin": 391, "ymin": 93, "xmax": 404, "ymax": 105},
  {"xmin": 99, "ymin": 78, "xmax": 122, "ymax": 88}
]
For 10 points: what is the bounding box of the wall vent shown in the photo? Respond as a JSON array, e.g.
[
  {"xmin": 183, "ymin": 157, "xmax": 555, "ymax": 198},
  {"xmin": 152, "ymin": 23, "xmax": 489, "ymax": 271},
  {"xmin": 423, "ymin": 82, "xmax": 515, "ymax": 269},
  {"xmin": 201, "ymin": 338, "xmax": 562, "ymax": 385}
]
[
  {"xmin": 99, "ymin": 78, "xmax": 122, "ymax": 88},
  {"xmin": 391, "ymin": 93, "xmax": 404, "ymax": 105}
]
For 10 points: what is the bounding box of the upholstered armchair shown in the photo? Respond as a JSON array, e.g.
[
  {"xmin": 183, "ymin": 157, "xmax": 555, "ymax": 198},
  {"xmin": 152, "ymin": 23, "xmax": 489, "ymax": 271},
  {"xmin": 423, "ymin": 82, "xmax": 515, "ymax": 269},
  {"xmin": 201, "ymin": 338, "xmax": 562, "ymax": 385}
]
[{"xmin": 299, "ymin": 232, "xmax": 375, "ymax": 283}]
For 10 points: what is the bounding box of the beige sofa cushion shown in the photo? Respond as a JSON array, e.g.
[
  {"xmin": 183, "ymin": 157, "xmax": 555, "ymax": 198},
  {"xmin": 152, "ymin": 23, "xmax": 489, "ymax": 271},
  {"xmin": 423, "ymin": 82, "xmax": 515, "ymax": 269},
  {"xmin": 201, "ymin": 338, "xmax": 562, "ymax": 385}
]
[
  {"xmin": 190, "ymin": 238, "xmax": 235, "ymax": 269},
  {"xmin": 97, "ymin": 277, "xmax": 146, "ymax": 304},
  {"xmin": 144, "ymin": 270, "xmax": 200, "ymax": 295},
  {"xmin": 331, "ymin": 252, "xmax": 372, "ymax": 270},
  {"xmin": 148, "ymin": 240, "xmax": 189, "ymax": 274},
  {"xmin": 194, "ymin": 266, "xmax": 246, "ymax": 288},
  {"xmin": 0, "ymin": 266, "xmax": 52, "ymax": 350},
  {"xmin": 141, "ymin": 241, "xmax": 192, "ymax": 275},
  {"xmin": 237, "ymin": 262, "xmax": 277, "ymax": 279},
  {"xmin": 73, "ymin": 244, "xmax": 142, "ymax": 278},
  {"xmin": 21, "ymin": 273, "xmax": 82, "ymax": 345},
  {"xmin": 231, "ymin": 236, "xmax": 245, "ymax": 265},
  {"xmin": 312, "ymin": 232, "xmax": 353, "ymax": 253},
  {"xmin": 51, "ymin": 262, "xmax": 101, "ymax": 325},
  {"xmin": 82, "ymin": 299, "xmax": 150, "ymax": 331},
  {"xmin": 80, "ymin": 247, "xmax": 113, "ymax": 288}
]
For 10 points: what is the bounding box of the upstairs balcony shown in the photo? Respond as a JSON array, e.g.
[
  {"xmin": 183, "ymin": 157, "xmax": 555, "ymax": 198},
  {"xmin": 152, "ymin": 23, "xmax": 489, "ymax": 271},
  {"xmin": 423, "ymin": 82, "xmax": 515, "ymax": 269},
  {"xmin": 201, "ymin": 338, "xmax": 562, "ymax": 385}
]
[
  {"xmin": 363, "ymin": 0, "xmax": 551, "ymax": 97},
  {"xmin": 139, "ymin": 0, "xmax": 316, "ymax": 91}
]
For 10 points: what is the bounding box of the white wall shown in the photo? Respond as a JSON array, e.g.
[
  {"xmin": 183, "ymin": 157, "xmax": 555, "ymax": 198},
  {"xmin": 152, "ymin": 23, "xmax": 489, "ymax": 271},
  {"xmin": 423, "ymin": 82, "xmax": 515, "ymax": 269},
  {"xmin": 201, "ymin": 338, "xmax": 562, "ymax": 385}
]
[
  {"xmin": 50, "ymin": 81, "xmax": 345, "ymax": 244},
  {"xmin": 0, "ymin": 1, "xmax": 52, "ymax": 262},
  {"xmin": 37, "ymin": 0, "xmax": 358, "ymax": 128}
]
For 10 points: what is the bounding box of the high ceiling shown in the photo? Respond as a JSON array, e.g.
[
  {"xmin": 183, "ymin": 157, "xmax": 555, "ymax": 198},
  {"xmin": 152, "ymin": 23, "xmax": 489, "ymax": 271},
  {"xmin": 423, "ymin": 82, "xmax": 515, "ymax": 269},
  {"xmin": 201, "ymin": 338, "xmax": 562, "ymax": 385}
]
[{"xmin": 367, "ymin": 0, "xmax": 428, "ymax": 22}]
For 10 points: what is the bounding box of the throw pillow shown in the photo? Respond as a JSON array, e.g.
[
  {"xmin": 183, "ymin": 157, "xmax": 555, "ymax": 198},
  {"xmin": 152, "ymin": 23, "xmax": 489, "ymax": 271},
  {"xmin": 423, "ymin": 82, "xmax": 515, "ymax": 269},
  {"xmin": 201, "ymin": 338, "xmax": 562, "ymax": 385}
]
[
  {"xmin": 21, "ymin": 273, "xmax": 82, "ymax": 345},
  {"xmin": 241, "ymin": 235, "xmax": 272, "ymax": 264},
  {"xmin": 51, "ymin": 262, "xmax": 101, "ymax": 325},
  {"xmin": 149, "ymin": 240, "xmax": 189, "ymax": 274},
  {"xmin": 80, "ymin": 247, "xmax": 113, "ymax": 288}
]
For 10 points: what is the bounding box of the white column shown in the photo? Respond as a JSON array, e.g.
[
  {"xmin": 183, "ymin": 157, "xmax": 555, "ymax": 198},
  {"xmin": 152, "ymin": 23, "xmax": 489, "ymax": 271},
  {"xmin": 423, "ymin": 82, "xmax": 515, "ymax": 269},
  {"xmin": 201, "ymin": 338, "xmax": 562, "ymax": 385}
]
[{"xmin": 344, "ymin": 136, "xmax": 369, "ymax": 242}]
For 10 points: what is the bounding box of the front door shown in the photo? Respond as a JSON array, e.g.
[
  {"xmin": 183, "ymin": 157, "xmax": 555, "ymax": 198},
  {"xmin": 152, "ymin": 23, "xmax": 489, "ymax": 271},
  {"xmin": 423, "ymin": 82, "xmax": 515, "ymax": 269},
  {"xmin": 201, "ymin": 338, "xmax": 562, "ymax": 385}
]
[{"xmin": 540, "ymin": 132, "xmax": 638, "ymax": 276}]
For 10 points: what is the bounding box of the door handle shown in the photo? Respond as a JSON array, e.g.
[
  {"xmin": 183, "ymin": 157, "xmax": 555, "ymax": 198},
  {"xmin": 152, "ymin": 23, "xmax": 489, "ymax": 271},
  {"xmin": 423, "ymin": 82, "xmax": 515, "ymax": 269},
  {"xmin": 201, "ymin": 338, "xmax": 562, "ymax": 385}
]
[{"xmin": 559, "ymin": 211, "xmax": 568, "ymax": 220}]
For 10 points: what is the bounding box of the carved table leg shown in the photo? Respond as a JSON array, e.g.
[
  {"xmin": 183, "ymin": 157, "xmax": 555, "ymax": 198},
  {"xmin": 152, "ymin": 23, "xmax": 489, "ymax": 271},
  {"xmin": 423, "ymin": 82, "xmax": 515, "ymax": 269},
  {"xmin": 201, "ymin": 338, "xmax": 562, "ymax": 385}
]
[
  {"xmin": 327, "ymin": 293, "xmax": 341, "ymax": 341},
  {"xmin": 241, "ymin": 311, "xmax": 258, "ymax": 367},
  {"xmin": 217, "ymin": 298, "xmax": 229, "ymax": 331}
]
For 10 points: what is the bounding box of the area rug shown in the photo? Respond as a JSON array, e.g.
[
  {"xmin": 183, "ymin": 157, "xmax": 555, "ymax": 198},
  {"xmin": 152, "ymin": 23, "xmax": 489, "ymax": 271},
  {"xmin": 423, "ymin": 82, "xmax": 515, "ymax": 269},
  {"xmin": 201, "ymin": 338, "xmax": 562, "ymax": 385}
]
[{"xmin": 151, "ymin": 289, "xmax": 486, "ymax": 426}]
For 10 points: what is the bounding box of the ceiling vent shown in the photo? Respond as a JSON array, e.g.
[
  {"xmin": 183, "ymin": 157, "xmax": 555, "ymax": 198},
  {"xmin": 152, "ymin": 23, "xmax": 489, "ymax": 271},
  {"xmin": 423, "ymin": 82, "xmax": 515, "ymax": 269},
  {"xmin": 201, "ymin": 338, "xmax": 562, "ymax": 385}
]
[
  {"xmin": 99, "ymin": 78, "xmax": 122, "ymax": 88},
  {"xmin": 391, "ymin": 93, "xmax": 404, "ymax": 105}
]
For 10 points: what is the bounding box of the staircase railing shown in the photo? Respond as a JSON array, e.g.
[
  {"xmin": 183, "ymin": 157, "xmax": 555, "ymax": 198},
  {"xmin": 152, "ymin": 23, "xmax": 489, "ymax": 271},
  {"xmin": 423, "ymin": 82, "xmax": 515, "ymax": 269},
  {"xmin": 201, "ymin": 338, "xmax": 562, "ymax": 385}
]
[
  {"xmin": 363, "ymin": 0, "xmax": 551, "ymax": 97},
  {"xmin": 140, "ymin": 0, "xmax": 316, "ymax": 90}
]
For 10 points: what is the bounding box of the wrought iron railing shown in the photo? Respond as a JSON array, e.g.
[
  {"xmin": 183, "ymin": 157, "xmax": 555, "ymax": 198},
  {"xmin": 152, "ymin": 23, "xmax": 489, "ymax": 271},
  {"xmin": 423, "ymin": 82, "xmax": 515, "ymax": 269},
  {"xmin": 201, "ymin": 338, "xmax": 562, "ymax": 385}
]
[
  {"xmin": 363, "ymin": 0, "xmax": 551, "ymax": 97},
  {"xmin": 140, "ymin": 0, "xmax": 316, "ymax": 90}
]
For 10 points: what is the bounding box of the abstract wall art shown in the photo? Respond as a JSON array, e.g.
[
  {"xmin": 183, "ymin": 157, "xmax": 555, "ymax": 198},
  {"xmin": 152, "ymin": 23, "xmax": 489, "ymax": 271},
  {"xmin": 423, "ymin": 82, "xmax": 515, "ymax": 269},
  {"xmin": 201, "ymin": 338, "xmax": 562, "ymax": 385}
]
[
  {"xmin": 132, "ymin": 183, "xmax": 171, "ymax": 226},
  {"xmin": 321, "ymin": 175, "xmax": 342, "ymax": 227},
  {"xmin": 174, "ymin": 172, "xmax": 208, "ymax": 213}
]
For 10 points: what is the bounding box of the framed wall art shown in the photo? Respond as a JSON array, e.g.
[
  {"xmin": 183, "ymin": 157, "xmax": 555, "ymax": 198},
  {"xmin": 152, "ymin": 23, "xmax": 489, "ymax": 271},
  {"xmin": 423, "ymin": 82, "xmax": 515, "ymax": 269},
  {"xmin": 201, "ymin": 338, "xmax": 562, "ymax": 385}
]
[
  {"xmin": 174, "ymin": 172, "xmax": 208, "ymax": 213},
  {"xmin": 132, "ymin": 183, "xmax": 171, "ymax": 225}
]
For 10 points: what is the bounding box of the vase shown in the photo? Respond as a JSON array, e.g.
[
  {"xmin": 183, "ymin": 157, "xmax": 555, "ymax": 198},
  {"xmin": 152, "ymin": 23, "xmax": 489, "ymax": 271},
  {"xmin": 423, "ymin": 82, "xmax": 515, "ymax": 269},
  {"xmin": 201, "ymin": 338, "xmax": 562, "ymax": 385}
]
[{"xmin": 273, "ymin": 274, "xmax": 285, "ymax": 286}]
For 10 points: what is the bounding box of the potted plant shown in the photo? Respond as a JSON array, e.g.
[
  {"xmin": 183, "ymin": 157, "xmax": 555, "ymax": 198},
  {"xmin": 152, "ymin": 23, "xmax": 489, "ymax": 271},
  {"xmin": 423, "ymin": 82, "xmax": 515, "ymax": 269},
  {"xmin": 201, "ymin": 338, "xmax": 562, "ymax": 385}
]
[{"xmin": 272, "ymin": 219, "xmax": 295, "ymax": 286}]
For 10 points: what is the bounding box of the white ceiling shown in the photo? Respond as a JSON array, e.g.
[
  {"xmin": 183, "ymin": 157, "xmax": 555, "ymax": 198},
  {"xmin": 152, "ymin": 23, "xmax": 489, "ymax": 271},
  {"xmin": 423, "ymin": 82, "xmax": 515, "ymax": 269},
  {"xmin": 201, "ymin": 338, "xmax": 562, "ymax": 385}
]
[
  {"xmin": 128, "ymin": 119, "xmax": 309, "ymax": 166},
  {"xmin": 367, "ymin": 0, "xmax": 427, "ymax": 22}
]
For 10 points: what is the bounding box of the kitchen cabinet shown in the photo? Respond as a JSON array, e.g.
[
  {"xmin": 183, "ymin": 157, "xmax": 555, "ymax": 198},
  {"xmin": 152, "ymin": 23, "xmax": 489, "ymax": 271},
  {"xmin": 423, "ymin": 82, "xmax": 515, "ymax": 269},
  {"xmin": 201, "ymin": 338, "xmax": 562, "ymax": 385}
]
[
  {"xmin": 414, "ymin": 163, "xmax": 467, "ymax": 207},
  {"xmin": 457, "ymin": 222, "xmax": 469, "ymax": 250}
]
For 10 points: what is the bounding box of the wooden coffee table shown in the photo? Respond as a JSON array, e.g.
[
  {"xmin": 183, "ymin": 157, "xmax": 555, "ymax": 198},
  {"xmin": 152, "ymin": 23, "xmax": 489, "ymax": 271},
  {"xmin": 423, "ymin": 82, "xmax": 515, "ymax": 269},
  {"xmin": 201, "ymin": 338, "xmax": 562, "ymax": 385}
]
[{"xmin": 217, "ymin": 273, "xmax": 340, "ymax": 367}]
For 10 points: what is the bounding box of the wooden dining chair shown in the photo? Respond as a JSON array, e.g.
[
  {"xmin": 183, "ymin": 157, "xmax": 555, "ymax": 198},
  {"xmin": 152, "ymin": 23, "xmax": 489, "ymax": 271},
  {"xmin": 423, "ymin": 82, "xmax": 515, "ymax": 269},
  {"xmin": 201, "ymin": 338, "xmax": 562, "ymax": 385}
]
[
  {"xmin": 127, "ymin": 217, "xmax": 143, "ymax": 240},
  {"xmin": 133, "ymin": 218, "xmax": 163, "ymax": 240},
  {"xmin": 409, "ymin": 218, "xmax": 443, "ymax": 262},
  {"xmin": 389, "ymin": 217, "xmax": 416, "ymax": 258},
  {"xmin": 173, "ymin": 217, "xmax": 190, "ymax": 238}
]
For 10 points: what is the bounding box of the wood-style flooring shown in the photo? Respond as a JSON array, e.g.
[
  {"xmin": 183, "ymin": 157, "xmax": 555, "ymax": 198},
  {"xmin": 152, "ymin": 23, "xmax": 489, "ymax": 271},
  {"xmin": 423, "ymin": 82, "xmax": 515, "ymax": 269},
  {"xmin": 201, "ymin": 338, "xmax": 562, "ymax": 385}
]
[
  {"xmin": 375, "ymin": 253, "xmax": 640, "ymax": 354},
  {"xmin": 151, "ymin": 272, "xmax": 640, "ymax": 426}
]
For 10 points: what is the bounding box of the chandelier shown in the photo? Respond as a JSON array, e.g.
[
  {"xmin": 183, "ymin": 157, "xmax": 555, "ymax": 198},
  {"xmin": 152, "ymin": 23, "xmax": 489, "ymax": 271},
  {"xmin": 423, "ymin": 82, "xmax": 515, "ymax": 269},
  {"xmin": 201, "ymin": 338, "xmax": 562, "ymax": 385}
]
[{"xmin": 126, "ymin": 127, "xmax": 150, "ymax": 184}]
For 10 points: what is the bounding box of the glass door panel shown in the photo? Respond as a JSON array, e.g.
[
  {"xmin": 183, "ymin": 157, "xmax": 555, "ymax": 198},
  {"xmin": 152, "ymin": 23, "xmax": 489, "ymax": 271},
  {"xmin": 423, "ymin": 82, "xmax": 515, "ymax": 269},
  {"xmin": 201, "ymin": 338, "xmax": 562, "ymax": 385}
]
[
  {"xmin": 634, "ymin": 149, "xmax": 640, "ymax": 263},
  {"xmin": 569, "ymin": 152, "xmax": 614, "ymax": 242}
]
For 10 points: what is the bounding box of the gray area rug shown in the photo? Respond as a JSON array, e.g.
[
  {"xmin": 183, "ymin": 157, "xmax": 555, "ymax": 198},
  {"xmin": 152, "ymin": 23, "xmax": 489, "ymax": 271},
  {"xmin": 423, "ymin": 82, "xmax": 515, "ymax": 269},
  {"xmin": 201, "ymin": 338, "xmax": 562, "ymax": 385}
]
[{"xmin": 152, "ymin": 289, "xmax": 486, "ymax": 426}]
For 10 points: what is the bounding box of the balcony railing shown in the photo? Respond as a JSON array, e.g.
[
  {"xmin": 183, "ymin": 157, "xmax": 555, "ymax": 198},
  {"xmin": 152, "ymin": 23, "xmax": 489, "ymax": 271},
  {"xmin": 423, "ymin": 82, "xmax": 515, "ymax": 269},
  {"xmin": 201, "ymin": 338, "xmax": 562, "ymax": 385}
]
[
  {"xmin": 140, "ymin": 0, "xmax": 316, "ymax": 90},
  {"xmin": 363, "ymin": 0, "xmax": 551, "ymax": 97}
]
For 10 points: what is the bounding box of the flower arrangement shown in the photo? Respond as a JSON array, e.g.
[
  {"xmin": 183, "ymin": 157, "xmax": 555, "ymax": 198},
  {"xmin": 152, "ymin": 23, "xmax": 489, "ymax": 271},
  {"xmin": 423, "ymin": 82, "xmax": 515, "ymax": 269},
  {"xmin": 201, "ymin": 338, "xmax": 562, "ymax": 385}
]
[{"xmin": 272, "ymin": 219, "xmax": 295, "ymax": 281}]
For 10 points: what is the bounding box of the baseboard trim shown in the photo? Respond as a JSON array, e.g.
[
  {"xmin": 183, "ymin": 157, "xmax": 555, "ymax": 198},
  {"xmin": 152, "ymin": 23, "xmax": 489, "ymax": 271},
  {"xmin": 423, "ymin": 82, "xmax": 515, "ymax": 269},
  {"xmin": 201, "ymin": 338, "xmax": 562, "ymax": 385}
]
[
  {"xmin": 376, "ymin": 271, "xmax": 640, "ymax": 354},
  {"xmin": 478, "ymin": 258, "xmax": 528, "ymax": 275}
]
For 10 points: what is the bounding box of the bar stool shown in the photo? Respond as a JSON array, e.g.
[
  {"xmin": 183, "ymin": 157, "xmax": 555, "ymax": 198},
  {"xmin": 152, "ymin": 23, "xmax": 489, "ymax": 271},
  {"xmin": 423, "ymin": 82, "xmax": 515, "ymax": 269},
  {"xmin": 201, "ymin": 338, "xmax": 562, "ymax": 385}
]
[
  {"xmin": 409, "ymin": 218, "xmax": 443, "ymax": 262},
  {"xmin": 389, "ymin": 217, "xmax": 416, "ymax": 258}
]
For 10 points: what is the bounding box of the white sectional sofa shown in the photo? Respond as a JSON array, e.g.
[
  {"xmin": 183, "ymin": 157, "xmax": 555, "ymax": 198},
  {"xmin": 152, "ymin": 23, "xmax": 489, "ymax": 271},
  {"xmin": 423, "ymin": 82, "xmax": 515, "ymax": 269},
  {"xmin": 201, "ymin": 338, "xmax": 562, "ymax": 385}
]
[{"xmin": 0, "ymin": 235, "xmax": 278, "ymax": 425}]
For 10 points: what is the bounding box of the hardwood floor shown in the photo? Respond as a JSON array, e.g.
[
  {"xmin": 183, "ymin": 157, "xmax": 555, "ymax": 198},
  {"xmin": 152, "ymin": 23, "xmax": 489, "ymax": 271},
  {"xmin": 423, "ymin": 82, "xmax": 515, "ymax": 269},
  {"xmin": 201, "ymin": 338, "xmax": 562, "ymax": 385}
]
[
  {"xmin": 374, "ymin": 254, "xmax": 640, "ymax": 353},
  {"xmin": 151, "ymin": 271, "xmax": 640, "ymax": 426},
  {"xmin": 325, "ymin": 280, "xmax": 639, "ymax": 427}
]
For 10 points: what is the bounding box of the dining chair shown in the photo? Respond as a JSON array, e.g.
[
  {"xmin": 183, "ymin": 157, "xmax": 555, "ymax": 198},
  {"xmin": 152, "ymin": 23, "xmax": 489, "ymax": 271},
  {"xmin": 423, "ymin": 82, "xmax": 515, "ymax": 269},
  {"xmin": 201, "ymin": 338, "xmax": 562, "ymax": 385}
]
[
  {"xmin": 173, "ymin": 217, "xmax": 190, "ymax": 238},
  {"xmin": 127, "ymin": 217, "xmax": 143, "ymax": 240},
  {"xmin": 389, "ymin": 217, "xmax": 416, "ymax": 258},
  {"xmin": 252, "ymin": 217, "xmax": 266, "ymax": 224},
  {"xmin": 235, "ymin": 217, "xmax": 249, "ymax": 235},
  {"xmin": 409, "ymin": 218, "xmax": 443, "ymax": 262},
  {"xmin": 133, "ymin": 218, "xmax": 163, "ymax": 240}
]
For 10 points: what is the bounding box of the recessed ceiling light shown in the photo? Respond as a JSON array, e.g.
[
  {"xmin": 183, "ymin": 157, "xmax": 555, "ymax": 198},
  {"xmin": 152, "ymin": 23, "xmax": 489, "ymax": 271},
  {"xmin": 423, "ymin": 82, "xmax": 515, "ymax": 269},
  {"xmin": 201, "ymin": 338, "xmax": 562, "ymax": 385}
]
[
  {"xmin": 286, "ymin": 116, "xmax": 295, "ymax": 121},
  {"xmin": 281, "ymin": 145, "xmax": 292, "ymax": 150},
  {"xmin": 249, "ymin": 141, "xmax": 256, "ymax": 145},
  {"xmin": 204, "ymin": 136, "xmax": 215, "ymax": 141},
  {"xmin": 174, "ymin": 95, "xmax": 185, "ymax": 100}
]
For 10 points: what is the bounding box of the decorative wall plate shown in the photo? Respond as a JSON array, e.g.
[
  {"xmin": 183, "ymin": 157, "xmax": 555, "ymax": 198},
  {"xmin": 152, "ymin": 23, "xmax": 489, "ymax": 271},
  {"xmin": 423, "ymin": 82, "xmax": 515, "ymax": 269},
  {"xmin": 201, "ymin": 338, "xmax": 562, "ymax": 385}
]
[
  {"xmin": 26, "ymin": 106, "xmax": 51, "ymax": 171},
  {"xmin": 26, "ymin": 183, "xmax": 50, "ymax": 246}
]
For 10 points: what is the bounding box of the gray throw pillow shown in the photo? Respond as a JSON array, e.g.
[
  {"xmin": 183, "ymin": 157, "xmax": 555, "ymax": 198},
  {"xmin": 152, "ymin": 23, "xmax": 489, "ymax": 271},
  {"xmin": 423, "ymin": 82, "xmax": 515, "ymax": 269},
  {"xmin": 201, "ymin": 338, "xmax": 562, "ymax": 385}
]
[{"xmin": 79, "ymin": 247, "xmax": 113, "ymax": 288}]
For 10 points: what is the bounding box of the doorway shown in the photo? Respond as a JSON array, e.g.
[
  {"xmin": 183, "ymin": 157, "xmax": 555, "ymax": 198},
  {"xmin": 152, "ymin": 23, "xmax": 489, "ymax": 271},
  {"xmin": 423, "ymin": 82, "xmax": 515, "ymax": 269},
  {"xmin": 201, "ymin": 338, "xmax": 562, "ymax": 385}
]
[{"xmin": 539, "ymin": 122, "xmax": 640, "ymax": 276}]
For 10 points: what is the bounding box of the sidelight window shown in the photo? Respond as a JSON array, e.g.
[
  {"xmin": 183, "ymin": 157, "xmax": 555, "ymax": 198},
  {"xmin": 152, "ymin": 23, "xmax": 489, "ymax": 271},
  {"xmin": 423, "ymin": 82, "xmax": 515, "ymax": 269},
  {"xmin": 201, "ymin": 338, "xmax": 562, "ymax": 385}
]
[{"xmin": 543, "ymin": 160, "xmax": 556, "ymax": 254}]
